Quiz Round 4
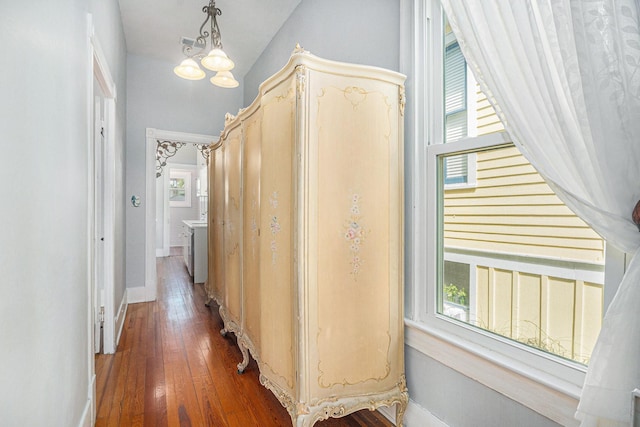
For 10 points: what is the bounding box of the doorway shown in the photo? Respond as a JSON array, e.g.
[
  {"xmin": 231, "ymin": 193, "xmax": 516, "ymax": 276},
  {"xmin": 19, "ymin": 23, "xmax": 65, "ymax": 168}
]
[
  {"xmin": 91, "ymin": 42, "xmax": 116, "ymax": 355},
  {"xmin": 141, "ymin": 129, "xmax": 216, "ymax": 303},
  {"xmin": 88, "ymin": 22, "xmax": 118, "ymax": 426},
  {"xmin": 158, "ymin": 144, "xmax": 209, "ymax": 258}
]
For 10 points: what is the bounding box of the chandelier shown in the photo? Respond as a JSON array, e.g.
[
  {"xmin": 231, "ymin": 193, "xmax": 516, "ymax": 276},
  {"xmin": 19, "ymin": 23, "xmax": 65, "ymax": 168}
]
[{"xmin": 173, "ymin": 0, "xmax": 239, "ymax": 88}]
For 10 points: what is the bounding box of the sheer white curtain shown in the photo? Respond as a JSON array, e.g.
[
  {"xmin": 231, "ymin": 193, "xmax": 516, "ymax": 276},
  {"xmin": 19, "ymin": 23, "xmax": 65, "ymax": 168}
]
[{"xmin": 440, "ymin": 1, "xmax": 640, "ymax": 425}]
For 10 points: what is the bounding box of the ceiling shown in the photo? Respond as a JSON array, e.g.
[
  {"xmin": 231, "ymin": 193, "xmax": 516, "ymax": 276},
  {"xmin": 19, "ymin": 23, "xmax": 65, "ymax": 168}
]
[{"xmin": 118, "ymin": 0, "xmax": 302, "ymax": 79}]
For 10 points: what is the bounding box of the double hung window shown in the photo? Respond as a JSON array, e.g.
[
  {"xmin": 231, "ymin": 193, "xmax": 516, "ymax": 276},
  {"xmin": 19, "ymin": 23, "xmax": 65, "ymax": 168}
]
[{"xmin": 425, "ymin": 11, "xmax": 620, "ymax": 372}]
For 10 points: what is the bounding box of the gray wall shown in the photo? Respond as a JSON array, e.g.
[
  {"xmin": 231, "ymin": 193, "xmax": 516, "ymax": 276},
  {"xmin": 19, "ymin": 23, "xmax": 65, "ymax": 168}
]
[
  {"xmin": 125, "ymin": 54, "xmax": 243, "ymax": 288},
  {"xmin": 242, "ymin": 1, "xmax": 561, "ymax": 426},
  {"xmin": 0, "ymin": 0, "xmax": 127, "ymax": 425},
  {"xmin": 243, "ymin": 0, "xmax": 400, "ymax": 107},
  {"xmin": 406, "ymin": 347, "xmax": 560, "ymax": 427}
]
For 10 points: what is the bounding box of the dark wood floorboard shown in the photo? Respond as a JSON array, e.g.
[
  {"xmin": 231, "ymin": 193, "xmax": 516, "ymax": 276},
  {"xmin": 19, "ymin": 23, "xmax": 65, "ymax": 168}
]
[{"xmin": 95, "ymin": 253, "xmax": 394, "ymax": 427}]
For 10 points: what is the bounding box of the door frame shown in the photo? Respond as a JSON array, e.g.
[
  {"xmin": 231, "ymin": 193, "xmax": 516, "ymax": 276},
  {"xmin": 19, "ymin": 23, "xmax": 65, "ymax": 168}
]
[
  {"xmin": 91, "ymin": 30, "xmax": 117, "ymax": 355},
  {"xmin": 93, "ymin": 94, "xmax": 104, "ymax": 354},
  {"xmin": 139, "ymin": 128, "xmax": 216, "ymax": 304},
  {"xmin": 87, "ymin": 14, "xmax": 117, "ymax": 425}
]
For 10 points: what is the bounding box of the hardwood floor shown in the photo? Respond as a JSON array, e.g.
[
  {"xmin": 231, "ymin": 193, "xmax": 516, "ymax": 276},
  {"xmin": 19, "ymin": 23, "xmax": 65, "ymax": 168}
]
[{"xmin": 95, "ymin": 253, "xmax": 394, "ymax": 427}]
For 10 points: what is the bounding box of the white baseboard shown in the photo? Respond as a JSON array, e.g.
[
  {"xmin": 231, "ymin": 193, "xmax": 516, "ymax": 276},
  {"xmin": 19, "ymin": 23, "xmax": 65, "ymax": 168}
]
[
  {"xmin": 378, "ymin": 400, "xmax": 449, "ymax": 427},
  {"xmin": 377, "ymin": 405, "xmax": 397, "ymax": 425},
  {"xmin": 77, "ymin": 375, "xmax": 95, "ymax": 427},
  {"xmin": 114, "ymin": 290, "xmax": 128, "ymax": 347},
  {"xmin": 156, "ymin": 248, "xmax": 164, "ymax": 257},
  {"xmin": 127, "ymin": 285, "xmax": 155, "ymax": 304},
  {"xmin": 406, "ymin": 400, "xmax": 449, "ymax": 427},
  {"xmin": 77, "ymin": 399, "xmax": 91, "ymax": 427}
]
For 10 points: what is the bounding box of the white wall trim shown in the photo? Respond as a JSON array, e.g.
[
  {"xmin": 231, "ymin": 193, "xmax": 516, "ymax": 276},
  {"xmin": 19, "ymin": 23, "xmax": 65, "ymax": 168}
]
[
  {"xmin": 162, "ymin": 170, "xmax": 170, "ymax": 256},
  {"xmin": 78, "ymin": 372, "xmax": 95, "ymax": 427},
  {"xmin": 145, "ymin": 136, "xmax": 158, "ymax": 301},
  {"xmin": 405, "ymin": 319, "xmax": 581, "ymax": 426},
  {"xmin": 90, "ymin": 32, "xmax": 116, "ymax": 100},
  {"xmin": 405, "ymin": 401, "xmax": 449, "ymax": 427},
  {"xmin": 147, "ymin": 128, "xmax": 217, "ymax": 145},
  {"xmin": 376, "ymin": 403, "xmax": 396, "ymax": 425},
  {"xmin": 114, "ymin": 289, "xmax": 128, "ymax": 348},
  {"xmin": 378, "ymin": 400, "xmax": 449, "ymax": 427},
  {"xmin": 102, "ymin": 96, "xmax": 117, "ymax": 354},
  {"xmin": 77, "ymin": 398, "xmax": 92, "ymax": 427},
  {"xmin": 128, "ymin": 286, "xmax": 152, "ymax": 304}
]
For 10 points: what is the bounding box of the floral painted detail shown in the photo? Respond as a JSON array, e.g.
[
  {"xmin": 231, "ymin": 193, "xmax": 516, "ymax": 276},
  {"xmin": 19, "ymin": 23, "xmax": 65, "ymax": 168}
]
[
  {"xmin": 269, "ymin": 191, "xmax": 279, "ymax": 209},
  {"xmin": 344, "ymin": 193, "xmax": 367, "ymax": 279},
  {"xmin": 270, "ymin": 216, "xmax": 281, "ymax": 234}
]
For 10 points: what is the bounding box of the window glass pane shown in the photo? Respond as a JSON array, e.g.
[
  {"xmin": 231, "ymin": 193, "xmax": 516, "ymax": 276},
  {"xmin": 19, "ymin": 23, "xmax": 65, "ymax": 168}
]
[
  {"xmin": 437, "ymin": 145, "xmax": 605, "ymax": 365},
  {"xmin": 169, "ymin": 188, "xmax": 186, "ymax": 202},
  {"xmin": 170, "ymin": 177, "xmax": 185, "ymax": 189}
]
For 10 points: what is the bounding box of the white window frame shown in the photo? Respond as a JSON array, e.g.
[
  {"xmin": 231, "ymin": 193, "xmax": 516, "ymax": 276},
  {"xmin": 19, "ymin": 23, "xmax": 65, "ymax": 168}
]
[
  {"xmin": 169, "ymin": 169, "xmax": 192, "ymax": 208},
  {"xmin": 401, "ymin": 0, "xmax": 627, "ymax": 424}
]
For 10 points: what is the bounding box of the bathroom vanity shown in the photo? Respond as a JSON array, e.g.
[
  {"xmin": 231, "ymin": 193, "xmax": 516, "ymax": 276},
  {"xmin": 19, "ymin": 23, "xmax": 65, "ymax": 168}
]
[{"xmin": 182, "ymin": 219, "xmax": 208, "ymax": 283}]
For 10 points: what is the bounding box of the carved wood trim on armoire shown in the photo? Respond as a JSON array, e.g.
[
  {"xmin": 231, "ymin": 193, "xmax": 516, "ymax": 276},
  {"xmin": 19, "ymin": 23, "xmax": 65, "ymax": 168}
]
[{"xmin": 206, "ymin": 45, "xmax": 407, "ymax": 427}]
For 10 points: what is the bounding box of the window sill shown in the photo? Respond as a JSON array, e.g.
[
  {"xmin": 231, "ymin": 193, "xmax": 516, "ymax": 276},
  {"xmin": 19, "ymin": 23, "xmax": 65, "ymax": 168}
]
[
  {"xmin": 443, "ymin": 181, "xmax": 476, "ymax": 190},
  {"xmin": 404, "ymin": 318, "xmax": 582, "ymax": 426}
]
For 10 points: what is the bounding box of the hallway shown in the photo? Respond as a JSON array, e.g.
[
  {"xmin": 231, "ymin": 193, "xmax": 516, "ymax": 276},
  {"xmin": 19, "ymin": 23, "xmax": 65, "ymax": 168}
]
[{"xmin": 94, "ymin": 253, "xmax": 394, "ymax": 426}]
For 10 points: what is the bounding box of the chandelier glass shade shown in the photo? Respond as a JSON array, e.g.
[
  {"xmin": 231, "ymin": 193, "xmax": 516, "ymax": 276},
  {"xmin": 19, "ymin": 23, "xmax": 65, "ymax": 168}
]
[
  {"xmin": 174, "ymin": 0, "xmax": 238, "ymax": 88},
  {"xmin": 201, "ymin": 48, "xmax": 234, "ymax": 72},
  {"xmin": 210, "ymin": 70, "xmax": 239, "ymax": 88},
  {"xmin": 174, "ymin": 58, "xmax": 206, "ymax": 80}
]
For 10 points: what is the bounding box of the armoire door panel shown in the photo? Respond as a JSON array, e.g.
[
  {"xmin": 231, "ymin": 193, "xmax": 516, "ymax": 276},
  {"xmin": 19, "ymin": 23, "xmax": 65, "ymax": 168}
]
[
  {"xmin": 258, "ymin": 79, "xmax": 296, "ymax": 393},
  {"xmin": 308, "ymin": 76, "xmax": 401, "ymax": 397},
  {"xmin": 224, "ymin": 128, "xmax": 243, "ymax": 328},
  {"xmin": 242, "ymin": 108, "xmax": 262, "ymax": 354},
  {"xmin": 212, "ymin": 147, "xmax": 225, "ymax": 303}
]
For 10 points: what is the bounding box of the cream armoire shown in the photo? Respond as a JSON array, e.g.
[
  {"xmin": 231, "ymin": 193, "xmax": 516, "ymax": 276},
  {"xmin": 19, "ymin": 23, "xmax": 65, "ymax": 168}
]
[{"xmin": 206, "ymin": 46, "xmax": 407, "ymax": 427}]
